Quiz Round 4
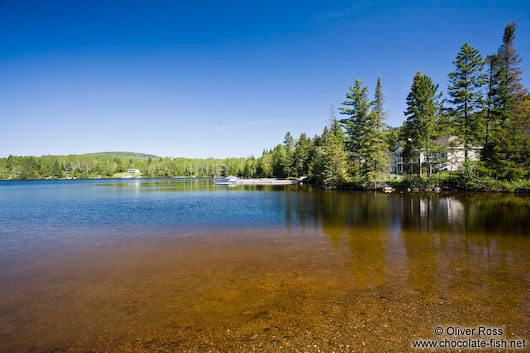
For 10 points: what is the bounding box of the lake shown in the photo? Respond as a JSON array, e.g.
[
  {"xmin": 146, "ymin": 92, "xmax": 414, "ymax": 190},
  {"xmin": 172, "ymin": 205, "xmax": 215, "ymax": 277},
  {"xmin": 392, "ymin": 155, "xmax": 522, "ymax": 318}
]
[{"xmin": 0, "ymin": 179, "xmax": 529, "ymax": 352}]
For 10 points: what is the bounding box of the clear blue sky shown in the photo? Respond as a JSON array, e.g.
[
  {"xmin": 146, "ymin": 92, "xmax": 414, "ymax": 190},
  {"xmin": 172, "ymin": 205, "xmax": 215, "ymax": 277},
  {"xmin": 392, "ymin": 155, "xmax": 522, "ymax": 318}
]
[{"xmin": 1, "ymin": 0, "xmax": 529, "ymax": 158}]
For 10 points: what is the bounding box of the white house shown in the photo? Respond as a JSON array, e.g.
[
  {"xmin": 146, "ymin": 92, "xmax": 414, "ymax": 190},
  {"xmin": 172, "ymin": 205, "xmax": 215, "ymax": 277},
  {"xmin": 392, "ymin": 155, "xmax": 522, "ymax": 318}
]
[
  {"xmin": 390, "ymin": 136, "xmax": 482, "ymax": 174},
  {"xmin": 128, "ymin": 168, "xmax": 141, "ymax": 174}
]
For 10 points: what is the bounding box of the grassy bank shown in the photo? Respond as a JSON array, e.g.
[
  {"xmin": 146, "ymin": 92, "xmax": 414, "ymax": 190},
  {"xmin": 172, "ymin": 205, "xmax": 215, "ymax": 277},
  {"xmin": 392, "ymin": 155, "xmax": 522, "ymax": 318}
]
[{"xmin": 332, "ymin": 172, "xmax": 530, "ymax": 193}]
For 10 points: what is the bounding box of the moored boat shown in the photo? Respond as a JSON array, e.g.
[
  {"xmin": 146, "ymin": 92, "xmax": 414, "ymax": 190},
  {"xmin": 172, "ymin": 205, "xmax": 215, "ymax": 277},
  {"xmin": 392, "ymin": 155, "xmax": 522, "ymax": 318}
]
[{"xmin": 213, "ymin": 176, "xmax": 240, "ymax": 185}]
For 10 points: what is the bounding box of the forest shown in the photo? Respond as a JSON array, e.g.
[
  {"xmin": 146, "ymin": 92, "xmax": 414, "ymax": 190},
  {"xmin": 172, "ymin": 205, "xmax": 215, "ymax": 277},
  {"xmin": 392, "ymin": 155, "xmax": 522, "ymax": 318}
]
[{"xmin": 1, "ymin": 22, "xmax": 529, "ymax": 192}]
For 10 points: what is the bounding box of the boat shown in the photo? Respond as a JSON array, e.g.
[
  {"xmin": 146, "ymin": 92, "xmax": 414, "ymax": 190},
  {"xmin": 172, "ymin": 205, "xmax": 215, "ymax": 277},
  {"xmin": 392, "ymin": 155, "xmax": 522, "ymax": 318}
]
[{"xmin": 214, "ymin": 176, "xmax": 240, "ymax": 185}]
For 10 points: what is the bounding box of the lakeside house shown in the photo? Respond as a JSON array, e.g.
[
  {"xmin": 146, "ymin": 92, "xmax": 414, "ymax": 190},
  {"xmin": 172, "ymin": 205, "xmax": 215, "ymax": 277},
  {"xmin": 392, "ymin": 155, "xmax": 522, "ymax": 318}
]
[
  {"xmin": 128, "ymin": 168, "xmax": 141, "ymax": 174},
  {"xmin": 390, "ymin": 135, "xmax": 482, "ymax": 174}
]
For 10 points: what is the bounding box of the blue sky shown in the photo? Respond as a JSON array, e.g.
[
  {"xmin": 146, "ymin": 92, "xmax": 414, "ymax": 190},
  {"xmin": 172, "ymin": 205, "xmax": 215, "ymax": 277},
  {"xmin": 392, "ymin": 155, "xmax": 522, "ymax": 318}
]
[{"xmin": 1, "ymin": 0, "xmax": 529, "ymax": 158}]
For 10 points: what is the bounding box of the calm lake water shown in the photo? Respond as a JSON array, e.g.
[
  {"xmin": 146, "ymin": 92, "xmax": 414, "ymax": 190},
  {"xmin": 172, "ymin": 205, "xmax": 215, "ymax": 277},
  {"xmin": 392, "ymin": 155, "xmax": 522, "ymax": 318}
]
[{"xmin": 0, "ymin": 179, "xmax": 529, "ymax": 352}]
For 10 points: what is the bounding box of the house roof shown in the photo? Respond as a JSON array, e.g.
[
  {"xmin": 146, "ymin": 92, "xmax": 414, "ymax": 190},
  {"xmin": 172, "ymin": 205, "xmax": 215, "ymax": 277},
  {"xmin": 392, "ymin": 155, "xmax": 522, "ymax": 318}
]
[
  {"xmin": 434, "ymin": 135, "xmax": 463, "ymax": 147},
  {"xmin": 393, "ymin": 135, "xmax": 481, "ymax": 153}
]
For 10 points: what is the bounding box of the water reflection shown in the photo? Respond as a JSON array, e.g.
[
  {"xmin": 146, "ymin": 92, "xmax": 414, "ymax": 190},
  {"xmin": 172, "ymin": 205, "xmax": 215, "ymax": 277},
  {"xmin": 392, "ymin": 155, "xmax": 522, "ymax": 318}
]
[
  {"xmin": 281, "ymin": 189, "xmax": 530, "ymax": 314},
  {"xmin": 284, "ymin": 190, "xmax": 530, "ymax": 236}
]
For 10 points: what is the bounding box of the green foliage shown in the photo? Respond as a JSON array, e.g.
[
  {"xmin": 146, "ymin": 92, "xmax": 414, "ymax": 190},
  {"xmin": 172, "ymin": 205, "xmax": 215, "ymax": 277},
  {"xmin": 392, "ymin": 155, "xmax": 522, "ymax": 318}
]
[
  {"xmin": 271, "ymin": 144, "xmax": 287, "ymax": 178},
  {"xmin": 0, "ymin": 154, "xmax": 252, "ymax": 180},
  {"xmin": 383, "ymin": 126, "xmax": 402, "ymax": 152},
  {"xmin": 291, "ymin": 133, "xmax": 312, "ymax": 177},
  {"xmin": 339, "ymin": 79, "xmax": 371, "ymax": 167},
  {"xmin": 339, "ymin": 79, "xmax": 388, "ymax": 187},
  {"xmin": 309, "ymin": 124, "xmax": 347, "ymax": 188},
  {"xmin": 483, "ymin": 22, "xmax": 529, "ymax": 178},
  {"xmin": 447, "ymin": 43, "xmax": 487, "ymax": 160},
  {"xmin": 402, "ymin": 72, "xmax": 444, "ymax": 175}
]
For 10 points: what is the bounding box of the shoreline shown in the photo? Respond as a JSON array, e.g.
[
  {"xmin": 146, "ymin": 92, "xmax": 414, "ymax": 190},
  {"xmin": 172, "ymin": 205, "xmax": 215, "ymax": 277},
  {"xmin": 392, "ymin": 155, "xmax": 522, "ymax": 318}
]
[{"xmin": 1, "ymin": 176, "xmax": 530, "ymax": 194}]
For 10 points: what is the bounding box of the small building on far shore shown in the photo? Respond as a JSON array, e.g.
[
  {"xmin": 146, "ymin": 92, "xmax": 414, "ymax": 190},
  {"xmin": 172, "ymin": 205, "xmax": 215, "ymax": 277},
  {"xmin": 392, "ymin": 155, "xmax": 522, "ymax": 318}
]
[
  {"xmin": 128, "ymin": 168, "xmax": 141, "ymax": 174},
  {"xmin": 390, "ymin": 135, "xmax": 482, "ymax": 174}
]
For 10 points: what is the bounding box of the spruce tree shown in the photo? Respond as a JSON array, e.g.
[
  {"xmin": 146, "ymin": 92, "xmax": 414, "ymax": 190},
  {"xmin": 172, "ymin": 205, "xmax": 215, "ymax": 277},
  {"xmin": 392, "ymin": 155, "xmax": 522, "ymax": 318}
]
[
  {"xmin": 283, "ymin": 132, "xmax": 295, "ymax": 150},
  {"xmin": 486, "ymin": 21, "xmax": 528, "ymax": 178},
  {"xmin": 484, "ymin": 53, "xmax": 502, "ymax": 148},
  {"xmin": 373, "ymin": 76, "xmax": 386, "ymax": 129},
  {"xmin": 339, "ymin": 80, "xmax": 371, "ymax": 177},
  {"xmin": 310, "ymin": 126, "xmax": 346, "ymax": 188},
  {"xmin": 292, "ymin": 133, "xmax": 311, "ymax": 177},
  {"xmin": 365, "ymin": 77, "xmax": 389, "ymax": 188},
  {"xmin": 447, "ymin": 43, "xmax": 487, "ymax": 161},
  {"xmin": 271, "ymin": 144, "xmax": 287, "ymax": 178},
  {"xmin": 283, "ymin": 132, "xmax": 296, "ymax": 177},
  {"xmin": 497, "ymin": 22, "xmax": 527, "ymax": 108},
  {"xmin": 402, "ymin": 72, "xmax": 443, "ymax": 176}
]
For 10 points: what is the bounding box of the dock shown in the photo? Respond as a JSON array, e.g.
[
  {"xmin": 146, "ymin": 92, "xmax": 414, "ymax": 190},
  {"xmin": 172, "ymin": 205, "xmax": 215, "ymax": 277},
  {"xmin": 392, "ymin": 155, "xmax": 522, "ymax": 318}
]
[
  {"xmin": 214, "ymin": 176, "xmax": 299, "ymax": 186},
  {"xmin": 237, "ymin": 178, "xmax": 298, "ymax": 185}
]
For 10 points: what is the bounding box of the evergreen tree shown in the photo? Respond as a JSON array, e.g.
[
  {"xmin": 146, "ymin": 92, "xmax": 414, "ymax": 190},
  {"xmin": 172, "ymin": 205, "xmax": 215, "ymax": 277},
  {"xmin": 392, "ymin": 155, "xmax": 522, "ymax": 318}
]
[
  {"xmin": 339, "ymin": 79, "xmax": 371, "ymax": 176},
  {"xmin": 363, "ymin": 77, "xmax": 389, "ymax": 188},
  {"xmin": 283, "ymin": 132, "xmax": 296, "ymax": 177},
  {"xmin": 271, "ymin": 144, "xmax": 287, "ymax": 178},
  {"xmin": 329, "ymin": 118, "xmax": 345, "ymax": 142},
  {"xmin": 283, "ymin": 132, "xmax": 295, "ymax": 150},
  {"xmin": 373, "ymin": 76, "xmax": 386, "ymax": 129},
  {"xmin": 292, "ymin": 133, "xmax": 311, "ymax": 177},
  {"xmin": 53, "ymin": 160, "xmax": 63, "ymax": 178},
  {"xmin": 321, "ymin": 132, "xmax": 347, "ymax": 188},
  {"xmin": 447, "ymin": 43, "xmax": 487, "ymax": 161},
  {"xmin": 486, "ymin": 21, "xmax": 528, "ymax": 177},
  {"xmin": 310, "ymin": 126, "xmax": 346, "ymax": 188},
  {"xmin": 383, "ymin": 126, "xmax": 402, "ymax": 152},
  {"xmin": 339, "ymin": 78, "xmax": 388, "ymax": 186},
  {"xmin": 402, "ymin": 72, "xmax": 443, "ymax": 175},
  {"xmin": 362, "ymin": 110, "xmax": 388, "ymax": 188},
  {"xmin": 497, "ymin": 21, "xmax": 527, "ymax": 111},
  {"xmin": 258, "ymin": 153, "xmax": 273, "ymax": 177},
  {"xmin": 484, "ymin": 53, "xmax": 502, "ymax": 148}
]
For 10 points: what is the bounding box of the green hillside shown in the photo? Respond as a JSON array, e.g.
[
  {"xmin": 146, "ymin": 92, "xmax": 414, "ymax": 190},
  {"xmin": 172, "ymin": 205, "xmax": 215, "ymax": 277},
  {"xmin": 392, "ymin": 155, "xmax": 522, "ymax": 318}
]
[{"xmin": 80, "ymin": 152, "xmax": 161, "ymax": 160}]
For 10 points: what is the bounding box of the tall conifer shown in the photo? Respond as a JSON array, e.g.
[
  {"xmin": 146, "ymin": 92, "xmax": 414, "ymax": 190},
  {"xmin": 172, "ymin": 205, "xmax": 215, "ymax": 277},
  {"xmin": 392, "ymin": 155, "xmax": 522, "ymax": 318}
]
[
  {"xmin": 403, "ymin": 72, "xmax": 443, "ymax": 175},
  {"xmin": 447, "ymin": 43, "xmax": 487, "ymax": 161}
]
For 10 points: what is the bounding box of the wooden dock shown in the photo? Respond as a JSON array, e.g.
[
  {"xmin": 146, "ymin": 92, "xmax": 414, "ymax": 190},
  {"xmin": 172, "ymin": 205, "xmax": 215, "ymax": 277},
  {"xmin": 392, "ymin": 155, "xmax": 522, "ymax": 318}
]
[
  {"xmin": 214, "ymin": 177, "xmax": 299, "ymax": 185},
  {"xmin": 237, "ymin": 178, "xmax": 298, "ymax": 185}
]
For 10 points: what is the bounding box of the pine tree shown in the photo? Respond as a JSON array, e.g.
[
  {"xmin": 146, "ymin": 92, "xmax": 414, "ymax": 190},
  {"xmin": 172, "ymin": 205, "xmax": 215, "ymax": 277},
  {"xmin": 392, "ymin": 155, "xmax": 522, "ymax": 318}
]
[
  {"xmin": 402, "ymin": 72, "xmax": 443, "ymax": 175},
  {"xmin": 271, "ymin": 144, "xmax": 287, "ymax": 178},
  {"xmin": 497, "ymin": 22, "xmax": 527, "ymax": 109},
  {"xmin": 292, "ymin": 133, "xmax": 311, "ymax": 177},
  {"xmin": 484, "ymin": 53, "xmax": 502, "ymax": 148},
  {"xmin": 310, "ymin": 126, "xmax": 346, "ymax": 188},
  {"xmin": 486, "ymin": 21, "xmax": 528, "ymax": 178},
  {"xmin": 321, "ymin": 132, "xmax": 347, "ymax": 188},
  {"xmin": 363, "ymin": 76, "xmax": 389, "ymax": 188},
  {"xmin": 283, "ymin": 132, "xmax": 296, "ymax": 177},
  {"xmin": 283, "ymin": 132, "xmax": 295, "ymax": 150},
  {"xmin": 339, "ymin": 79, "xmax": 371, "ymax": 176},
  {"xmin": 447, "ymin": 43, "xmax": 487, "ymax": 161},
  {"xmin": 373, "ymin": 76, "xmax": 386, "ymax": 129}
]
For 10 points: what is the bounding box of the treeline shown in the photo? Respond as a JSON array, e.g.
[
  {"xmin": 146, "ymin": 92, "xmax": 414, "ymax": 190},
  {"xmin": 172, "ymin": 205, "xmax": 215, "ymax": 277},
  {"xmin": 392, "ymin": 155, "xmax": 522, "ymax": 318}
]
[
  {"xmin": 260, "ymin": 21, "xmax": 530, "ymax": 190},
  {"xmin": 2, "ymin": 22, "xmax": 529, "ymax": 191},
  {"xmin": 0, "ymin": 154, "xmax": 252, "ymax": 179}
]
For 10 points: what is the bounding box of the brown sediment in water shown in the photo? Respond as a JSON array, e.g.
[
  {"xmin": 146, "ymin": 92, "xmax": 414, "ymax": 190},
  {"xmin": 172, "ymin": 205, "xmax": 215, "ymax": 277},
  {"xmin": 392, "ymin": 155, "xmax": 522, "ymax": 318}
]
[{"xmin": 0, "ymin": 227, "xmax": 529, "ymax": 353}]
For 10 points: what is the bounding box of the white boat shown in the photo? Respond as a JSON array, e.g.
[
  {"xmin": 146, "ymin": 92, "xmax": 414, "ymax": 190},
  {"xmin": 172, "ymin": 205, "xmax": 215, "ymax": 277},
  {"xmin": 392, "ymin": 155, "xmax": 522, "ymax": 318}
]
[{"xmin": 214, "ymin": 176, "xmax": 240, "ymax": 185}]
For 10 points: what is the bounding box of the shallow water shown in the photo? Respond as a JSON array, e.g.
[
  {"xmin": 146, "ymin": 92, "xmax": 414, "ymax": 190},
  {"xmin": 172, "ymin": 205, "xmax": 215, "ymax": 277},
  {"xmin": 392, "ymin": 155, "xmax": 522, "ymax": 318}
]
[{"xmin": 0, "ymin": 179, "xmax": 529, "ymax": 352}]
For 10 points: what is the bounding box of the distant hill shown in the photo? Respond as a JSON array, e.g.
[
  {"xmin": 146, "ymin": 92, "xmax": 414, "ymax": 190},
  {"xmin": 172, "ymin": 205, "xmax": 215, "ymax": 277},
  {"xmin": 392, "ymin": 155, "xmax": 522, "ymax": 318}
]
[{"xmin": 80, "ymin": 152, "xmax": 161, "ymax": 160}]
